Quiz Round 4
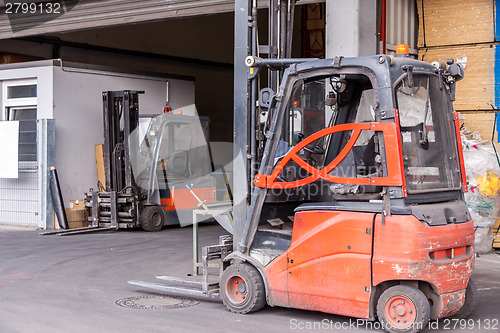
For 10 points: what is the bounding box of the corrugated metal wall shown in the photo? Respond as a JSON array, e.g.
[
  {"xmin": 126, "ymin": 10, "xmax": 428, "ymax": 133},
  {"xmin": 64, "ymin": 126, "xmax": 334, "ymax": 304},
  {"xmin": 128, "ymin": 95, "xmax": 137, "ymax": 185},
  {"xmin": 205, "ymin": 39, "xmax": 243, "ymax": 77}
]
[
  {"xmin": 0, "ymin": 0, "xmax": 324, "ymax": 40},
  {"xmin": 386, "ymin": 0, "xmax": 417, "ymax": 55}
]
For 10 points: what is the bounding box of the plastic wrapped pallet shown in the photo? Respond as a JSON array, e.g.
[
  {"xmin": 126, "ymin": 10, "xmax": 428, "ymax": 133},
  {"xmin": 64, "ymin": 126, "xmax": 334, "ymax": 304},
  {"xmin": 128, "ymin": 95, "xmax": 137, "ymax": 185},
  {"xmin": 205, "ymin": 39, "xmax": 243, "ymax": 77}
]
[
  {"xmin": 461, "ymin": 128, "xmax": 500, "ymax": 253},
  {"xmin": 470, "ymin": 210, "xmax": 495, "ymax": 254}
]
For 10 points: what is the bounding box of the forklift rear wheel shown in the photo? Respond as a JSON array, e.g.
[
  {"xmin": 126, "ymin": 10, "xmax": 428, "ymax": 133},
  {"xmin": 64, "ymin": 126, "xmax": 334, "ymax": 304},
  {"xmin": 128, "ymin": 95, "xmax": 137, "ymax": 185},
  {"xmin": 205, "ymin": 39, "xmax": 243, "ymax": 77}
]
[
  {"xmin": 377, "ymin": 285, "xmax": 430, "ymax": 333},
  {"xmin": 140, "ymin": 206, "xmax": 165, "ymax": 232},
  {"xmin": 452, "ymin": 279, "xmax": 478, "ymax": 319},
  {"xmin": 220, "ymin": 263, "xmax": 266, "ymax": 314}
]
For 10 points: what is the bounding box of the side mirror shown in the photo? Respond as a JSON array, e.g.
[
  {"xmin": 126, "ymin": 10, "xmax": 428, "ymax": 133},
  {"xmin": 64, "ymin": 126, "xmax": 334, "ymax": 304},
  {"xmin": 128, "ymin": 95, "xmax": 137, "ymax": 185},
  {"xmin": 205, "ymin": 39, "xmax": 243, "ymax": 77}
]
[
  {"xmin": 330, "ymin": 77, "xmax": 346, "ymax": 93},
  {"xmin": 446, "ymin": 61, "xmax": 465, "ymax": 102},
  {"xmin": 448, "ymin": 63, "xmax": 465, "ymax": 82}
]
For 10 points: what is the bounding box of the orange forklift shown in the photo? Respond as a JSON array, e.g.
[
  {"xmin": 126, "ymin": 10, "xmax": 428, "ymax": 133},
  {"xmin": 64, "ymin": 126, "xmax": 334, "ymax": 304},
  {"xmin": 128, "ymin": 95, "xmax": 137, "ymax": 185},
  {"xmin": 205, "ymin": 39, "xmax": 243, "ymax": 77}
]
[
  {"xmin": 129, "ymin": 2, "xmax": 476, "ymax": 332},
  {"xmin": 213, "ymin": 54, "xmax": 476, "ymax": 332}
]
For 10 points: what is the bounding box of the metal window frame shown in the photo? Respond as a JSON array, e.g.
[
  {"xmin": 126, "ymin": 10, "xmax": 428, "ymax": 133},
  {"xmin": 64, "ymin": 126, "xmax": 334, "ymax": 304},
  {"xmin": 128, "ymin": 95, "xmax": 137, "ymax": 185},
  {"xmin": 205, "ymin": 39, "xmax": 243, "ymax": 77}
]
[
  {"xmin": 2, "ymin": 78, "xmax": 38, "ymax": 169},
  {"xmin": 2, "ymin": 78, "xmax": 37, "ymax": 111}
]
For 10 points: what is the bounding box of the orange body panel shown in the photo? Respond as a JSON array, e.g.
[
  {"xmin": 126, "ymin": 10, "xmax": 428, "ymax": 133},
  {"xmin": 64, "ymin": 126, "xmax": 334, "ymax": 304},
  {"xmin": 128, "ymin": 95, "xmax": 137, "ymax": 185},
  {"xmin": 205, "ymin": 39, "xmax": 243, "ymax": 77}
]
[
  {"xmin": 438, "ymin": 289, "xmax": 467, "ymax": 318},
  {"xmin": 265, "ymin": 210, "xmax": 475, "ymax": 320},
  {"xmin": 372, "ymin": 215, "xmax": 474, "ymax": 295},
  {"xmin": 160, "ymin": 187, "xmax": 215, "ymax": 211},
  {"xmin": 266, "ymin": 210, "xmax": 374, "ymax": 318}
]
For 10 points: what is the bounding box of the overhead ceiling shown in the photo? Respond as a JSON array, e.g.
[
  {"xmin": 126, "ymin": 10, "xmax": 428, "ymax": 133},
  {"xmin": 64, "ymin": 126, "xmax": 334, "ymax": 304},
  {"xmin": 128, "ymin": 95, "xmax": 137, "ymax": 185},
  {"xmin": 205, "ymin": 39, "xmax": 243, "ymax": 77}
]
[{"xmin": 0, "ymin": 0, "xmax": 324, "ymax": 40}]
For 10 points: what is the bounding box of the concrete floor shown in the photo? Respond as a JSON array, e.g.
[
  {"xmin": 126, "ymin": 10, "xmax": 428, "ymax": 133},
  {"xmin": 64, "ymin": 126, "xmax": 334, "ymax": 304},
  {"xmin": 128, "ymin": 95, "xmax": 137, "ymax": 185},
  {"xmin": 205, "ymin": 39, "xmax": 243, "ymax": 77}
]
[{"xmin": 0, "ymin": 223, "xmax": 499, "ymax": 333}]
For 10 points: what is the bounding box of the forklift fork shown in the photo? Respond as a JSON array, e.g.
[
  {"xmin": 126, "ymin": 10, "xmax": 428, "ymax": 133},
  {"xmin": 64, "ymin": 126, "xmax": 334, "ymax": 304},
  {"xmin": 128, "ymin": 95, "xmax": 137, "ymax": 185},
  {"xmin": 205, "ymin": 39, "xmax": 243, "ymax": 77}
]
[
  {"xmin": 128, "ymin": 235, "xmax": 232, "ymax": 300},
  {"xmin": 39, "ymin": 191, "xmax": 119, "ymax": 236}
]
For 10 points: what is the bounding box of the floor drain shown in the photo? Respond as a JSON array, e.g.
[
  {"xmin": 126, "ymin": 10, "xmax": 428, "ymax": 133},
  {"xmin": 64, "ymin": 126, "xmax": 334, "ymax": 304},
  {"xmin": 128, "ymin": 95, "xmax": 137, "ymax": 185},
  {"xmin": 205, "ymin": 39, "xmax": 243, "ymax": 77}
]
[{"xmin": 115, "ymin": 295, "xmax": 200, "ymax": 310}]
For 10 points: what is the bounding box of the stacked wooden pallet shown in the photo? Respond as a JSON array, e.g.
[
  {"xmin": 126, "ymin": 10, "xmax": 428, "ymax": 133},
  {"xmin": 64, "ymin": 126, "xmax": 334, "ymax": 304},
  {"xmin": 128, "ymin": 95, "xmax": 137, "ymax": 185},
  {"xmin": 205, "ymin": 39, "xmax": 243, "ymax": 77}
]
[
  {"xmin": 418, "ymin": 1, "xmax": 500, "ymax": 252},
  {"xmin": 494, "ymin": 218, "xmax": 500, "ymax": 248},
  {"xmin": 417, "ymin": 0, "xmax": 498, "ymax": 139},
  {"xmin": 302, "ymin": 3, "xmax": 326, "ymax": 59}
]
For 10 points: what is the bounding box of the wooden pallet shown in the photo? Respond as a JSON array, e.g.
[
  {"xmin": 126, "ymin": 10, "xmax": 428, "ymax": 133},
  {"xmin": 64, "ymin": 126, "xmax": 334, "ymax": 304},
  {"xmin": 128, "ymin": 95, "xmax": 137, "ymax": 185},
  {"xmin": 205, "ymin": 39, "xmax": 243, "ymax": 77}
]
[
  {"xmin": 493, "ymin": 218, "xmax": 500, "ymax": 249},
  {"xmin": 418, "ymin": 44, "xmax": 496, "ymax": 112}
]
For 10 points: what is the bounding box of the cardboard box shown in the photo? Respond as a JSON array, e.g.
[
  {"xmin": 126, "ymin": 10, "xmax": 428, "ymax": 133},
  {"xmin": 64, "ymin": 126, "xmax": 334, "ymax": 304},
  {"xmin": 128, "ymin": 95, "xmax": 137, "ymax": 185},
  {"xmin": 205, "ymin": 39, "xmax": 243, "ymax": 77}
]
[
  {"xmin": 65, "ymin": 208, "xmax": 85, "ymax": 221},
  {"xmin": 69, "ymin": 199, "xmax": 85, "ymax": 209},
  {"xmin": 54, "ymin": 210, "xmax": 86, "ymax": 229},
  {"xmin": 68, "ymin": 220, "xmax": 85, "ymax": 229},
  {"xmin": 65, "ymin": 208, "xmax": 86, "ymax": 229}
]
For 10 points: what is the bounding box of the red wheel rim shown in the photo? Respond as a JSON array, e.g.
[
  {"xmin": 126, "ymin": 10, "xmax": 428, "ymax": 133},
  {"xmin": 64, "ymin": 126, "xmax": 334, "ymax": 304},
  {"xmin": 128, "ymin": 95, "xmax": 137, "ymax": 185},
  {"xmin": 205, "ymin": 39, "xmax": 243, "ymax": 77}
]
[
  {"xmin": 385, "ymin": 295, "xmax": 417, "ymax": 329},
  {"xmin": 225, "ymin": 275, "xmax": 247, "ymax": 305}
]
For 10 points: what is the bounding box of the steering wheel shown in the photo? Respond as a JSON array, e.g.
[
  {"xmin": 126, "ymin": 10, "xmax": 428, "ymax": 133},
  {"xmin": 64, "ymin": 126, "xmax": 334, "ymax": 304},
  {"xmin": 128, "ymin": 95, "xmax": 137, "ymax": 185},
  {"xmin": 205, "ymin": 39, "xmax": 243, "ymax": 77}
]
[{"xmin": 303, "ymin": 144, "xmax": 325, "ymax": 155}]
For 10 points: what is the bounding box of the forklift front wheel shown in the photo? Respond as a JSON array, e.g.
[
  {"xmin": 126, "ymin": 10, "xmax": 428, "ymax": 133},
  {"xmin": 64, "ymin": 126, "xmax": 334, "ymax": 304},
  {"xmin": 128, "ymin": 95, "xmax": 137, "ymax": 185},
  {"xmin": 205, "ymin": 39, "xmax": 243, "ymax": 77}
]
[
  {"xmin": 140, "ymin": 205, "xmax": 165, "ymax": 232},
  {"xmin": 220, "ymin": 263, "xmax": 266, "ymax": 314},
  {"xmin": 377, "ymin": 285, "xmax": 430, "ymax": 333}
]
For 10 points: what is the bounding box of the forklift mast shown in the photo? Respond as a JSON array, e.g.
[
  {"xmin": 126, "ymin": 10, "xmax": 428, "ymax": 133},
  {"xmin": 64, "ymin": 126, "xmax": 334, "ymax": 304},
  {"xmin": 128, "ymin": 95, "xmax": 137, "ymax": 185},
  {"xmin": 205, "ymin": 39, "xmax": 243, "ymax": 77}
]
[
  {"xmin": 102, "ymin": 90, "xmax": 142, "ymax": 193},
  {"xmin": 233, "ymin": 0, "xmax": 299, "ymax": 246}
]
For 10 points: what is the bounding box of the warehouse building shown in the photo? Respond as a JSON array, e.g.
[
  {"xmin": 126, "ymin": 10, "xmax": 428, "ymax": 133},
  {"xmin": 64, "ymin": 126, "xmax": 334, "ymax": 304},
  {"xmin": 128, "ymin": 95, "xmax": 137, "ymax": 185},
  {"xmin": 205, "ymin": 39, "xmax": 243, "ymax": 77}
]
[{"xmin": 0, "ymin": 0, "xmax": 437, "ymax": 230}]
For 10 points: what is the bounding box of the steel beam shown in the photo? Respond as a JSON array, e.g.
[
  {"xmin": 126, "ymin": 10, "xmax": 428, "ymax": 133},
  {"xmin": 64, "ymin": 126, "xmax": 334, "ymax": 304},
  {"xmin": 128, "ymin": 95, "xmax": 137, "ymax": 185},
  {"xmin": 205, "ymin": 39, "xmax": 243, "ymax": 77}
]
[{"xmin": 233, "ymin": 0, "xmax": 252, "ymax": 248}]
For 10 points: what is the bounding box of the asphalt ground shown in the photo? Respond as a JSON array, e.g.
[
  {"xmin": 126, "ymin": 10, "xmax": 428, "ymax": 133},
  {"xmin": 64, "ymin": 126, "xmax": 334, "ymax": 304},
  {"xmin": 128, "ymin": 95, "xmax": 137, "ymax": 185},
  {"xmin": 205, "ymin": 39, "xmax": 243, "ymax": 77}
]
[{"xmin": 0, "ymin": 223, "xmax": 499, "ymax": 333}]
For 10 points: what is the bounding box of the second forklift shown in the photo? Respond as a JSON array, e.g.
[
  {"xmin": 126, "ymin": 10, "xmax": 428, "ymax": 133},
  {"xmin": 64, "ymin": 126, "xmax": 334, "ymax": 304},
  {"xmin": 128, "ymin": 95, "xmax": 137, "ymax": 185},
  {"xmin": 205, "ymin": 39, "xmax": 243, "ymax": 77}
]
[{"xmin": 50, "ymin": 90, "xmax": 216, "ymax": 235}]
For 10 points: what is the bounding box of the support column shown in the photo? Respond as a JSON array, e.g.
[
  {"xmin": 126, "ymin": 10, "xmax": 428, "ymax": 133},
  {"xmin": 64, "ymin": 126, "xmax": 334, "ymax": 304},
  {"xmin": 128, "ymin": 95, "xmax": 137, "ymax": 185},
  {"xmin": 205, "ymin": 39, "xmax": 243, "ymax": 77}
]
[
  {"xmin": 233, "ymin": 0, "xmax": 252, "ymax": 246},
  {"xmin": 38, "ymin": 119, "xmax": 55, "ymax": 229},
  {"xmin": 326, "ymin": 0, "xmax": 377, "ymax": 58}
]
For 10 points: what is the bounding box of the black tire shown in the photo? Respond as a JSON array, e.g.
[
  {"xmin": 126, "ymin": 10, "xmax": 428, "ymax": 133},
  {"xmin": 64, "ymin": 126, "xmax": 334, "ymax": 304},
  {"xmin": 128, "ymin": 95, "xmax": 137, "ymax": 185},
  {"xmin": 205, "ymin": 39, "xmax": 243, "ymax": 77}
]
[
  {"xmin": 220, "ymin": 263, "xmax": 266, "ymax": 314},
  {"xmin": 140, "ymin": 205, "xmax": 165, "ymax": 232},
  {"xmin": 377, "ymin": 285, "xmax": 430, "ymax": 333},
  {"xmin": 453, "ymin": 279, "xmax": 478, "ymax": 319}
]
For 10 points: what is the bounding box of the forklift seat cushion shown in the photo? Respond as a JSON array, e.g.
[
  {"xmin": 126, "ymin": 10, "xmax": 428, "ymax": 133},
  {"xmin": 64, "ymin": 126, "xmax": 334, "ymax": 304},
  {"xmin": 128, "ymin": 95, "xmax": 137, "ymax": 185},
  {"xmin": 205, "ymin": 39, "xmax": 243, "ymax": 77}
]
[{"xmin": 167, "ymin": 150, "xmax": 190, "ymax": 179}]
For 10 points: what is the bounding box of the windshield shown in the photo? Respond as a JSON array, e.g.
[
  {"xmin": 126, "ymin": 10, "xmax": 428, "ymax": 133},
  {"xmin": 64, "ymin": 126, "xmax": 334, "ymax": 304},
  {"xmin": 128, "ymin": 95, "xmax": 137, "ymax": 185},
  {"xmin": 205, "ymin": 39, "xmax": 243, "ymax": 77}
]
[
  {"xmin": 130, "ymin": 110, "xmax": 212, "ymax": 192},
  {"xmin": 396, "ymin": 74, "xmax": 461, "ymax": 193},
  {"xmin": 267, "ymin": 73, "xmax": 391, "ymax": 200},
  {"xmin": 274, "ymin": 78, "xmax": 334, "ymax": 173}
]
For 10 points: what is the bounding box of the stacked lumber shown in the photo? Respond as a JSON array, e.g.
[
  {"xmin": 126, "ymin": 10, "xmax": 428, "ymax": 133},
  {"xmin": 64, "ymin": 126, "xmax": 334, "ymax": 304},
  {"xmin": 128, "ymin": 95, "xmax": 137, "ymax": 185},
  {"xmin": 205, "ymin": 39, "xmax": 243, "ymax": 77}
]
[
  {"xmin": 417, "ymin": 0, "xmax": 498, "ymax": 139},
  {"xmin": 494, "ymin": 218, "xmax": 500, "ymax": 249},
  {"xmin": 303, "ymin": 3, "xmax": 325, "ymax": 59}
]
